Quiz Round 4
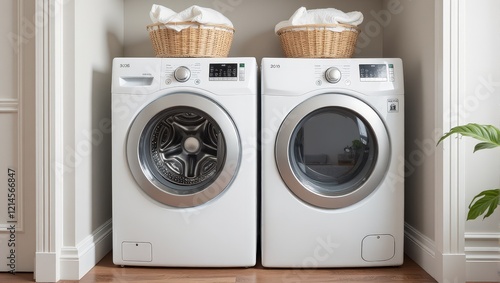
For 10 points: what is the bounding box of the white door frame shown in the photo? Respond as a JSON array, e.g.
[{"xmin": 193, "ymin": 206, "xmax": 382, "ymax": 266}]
[
  {"xmin": 35, "ymin": 0, "xmax": 64, "ymax": 281},
  {"xmin": 433, "ymin": 0, "xmax": 467, "ymax": 281}
]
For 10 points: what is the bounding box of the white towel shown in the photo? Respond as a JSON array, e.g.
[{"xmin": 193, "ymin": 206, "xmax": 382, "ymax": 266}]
[
  {"xmin": 150, "ymin": 5, "xmax": 233, "ymax": 31},
  {"xmin": 275, "ymin": 7, "xmax": 363, "ymax": 34},
  {"xmin": 149, "ymin": 4, "xmax": 176, "ymax": 24}
]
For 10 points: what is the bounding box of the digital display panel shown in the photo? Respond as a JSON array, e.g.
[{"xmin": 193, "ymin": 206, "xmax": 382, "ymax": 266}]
[
  {"xmin": 209, "ymin": 63, "xmax": 238, "ymax": 80},
  {"xmin": 359, "ymin": 64, "xmax": 388, "ymax": 81}
]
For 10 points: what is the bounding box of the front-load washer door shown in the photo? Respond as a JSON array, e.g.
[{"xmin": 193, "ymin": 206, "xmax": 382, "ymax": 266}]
[
  {"xmin": 127, "ymin": 93, "xmax": 240, "ymax": 208},
  {"xmin": 275, "ymin": 93, "xmax": 390, "ymax": 209}
]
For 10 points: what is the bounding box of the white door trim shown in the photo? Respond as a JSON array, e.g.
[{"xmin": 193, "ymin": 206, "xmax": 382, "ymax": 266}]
[
  {"xmin": 35, "ymin": 0, "xmax": 64, "ymax": 281},
  {"xmin": 434, "ymin": 0, "xmax": 467, "ymax": 281}
]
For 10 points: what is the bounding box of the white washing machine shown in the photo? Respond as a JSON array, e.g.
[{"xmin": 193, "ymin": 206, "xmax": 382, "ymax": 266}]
[
  {"xmin": 112, "ymin": 57, "xmax": 257, "ymax": 267},
  {"xmin": 261, "ymin": 58, "xmax": 404, "ymax": 267}
]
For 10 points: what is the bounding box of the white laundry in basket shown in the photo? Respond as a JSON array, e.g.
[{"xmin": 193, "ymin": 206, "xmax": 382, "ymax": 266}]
[
  {"xmin": 149, "ymin": 5, "xmax": 234, "ymax": 32},
  {"xmin": 275, "ymin": 7, "xmax": 363, "ymax": 33}
]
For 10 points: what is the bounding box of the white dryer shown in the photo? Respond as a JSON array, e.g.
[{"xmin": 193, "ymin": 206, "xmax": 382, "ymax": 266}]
[
  {"xmin": 261, "ymin": 58, "xmax": 404, "ymax": 267},
  {"xmin": 112, "ymin": 57, "xmax": 257, "ymax": 267}
]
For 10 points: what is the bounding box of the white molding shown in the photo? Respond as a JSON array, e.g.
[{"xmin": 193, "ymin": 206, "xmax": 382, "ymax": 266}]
[
  {"xmin": 0, "ymin": 100, "xmax": 19, "ymax": 113},
  {"xmin": 465, "ymin": 233, "xmax": 500, "ymax": 261},
  {"xmin": 16, "ymin": 0, "xmax": 25, "ymax": 235},
  {"xmin": 433, "ymin": 0, "xmax": 467, "ymax": 282},
  {"xmin": 35, "ymin": 0, "xmax": 64, "ymax": 281},
  {"xmin": 466, "ymin": 261, "xmax": 500, "ymax": 282},
  {"xmin": 465, "ymin": 233, "xmax": 500, "ymax": 283},
  {"xmin": 445, "ymin": 0, "xmax": 466, "ymax": 255},
  {"xmin": 34, "ymin": 252, "xmax": 58, "ymax": 283},
  {"xmin": 405, "ymin": 223, "xmax": 436, "ymax": 258},
  {"xmin": 404, "ymin": 223, "xmax": 438, "ymax": 279},
  {"xmin": 60, "ymin": 219, "xmax": 113, "ymax": 280}
]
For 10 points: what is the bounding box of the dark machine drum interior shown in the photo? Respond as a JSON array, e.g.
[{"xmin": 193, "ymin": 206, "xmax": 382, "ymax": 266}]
[
  {"xmin": 139, "ymin": 106, "xmax": 226, "ymax": 195},
  {"xmin": 289, "ymin": 107, "xmax": 377, "ymax": 197}
]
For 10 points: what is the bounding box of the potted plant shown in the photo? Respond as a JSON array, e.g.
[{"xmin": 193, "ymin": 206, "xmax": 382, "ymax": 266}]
[{"xmin": 437, "ymin": 123, "xmax": 500, "ymax": 220}]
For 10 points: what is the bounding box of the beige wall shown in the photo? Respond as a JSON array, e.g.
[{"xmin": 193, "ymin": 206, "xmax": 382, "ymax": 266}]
[
  {"xmin": 383, "ymin": 0, "xmax": 436, "ymax": 241},
  {"xmin": 60, "ymin": 0, "xmax": 124, "ymax": 279},
  {"xmin": 123, "ymin": 0, "xmax": 384, "ymax": 60},
  {"xmin": 121, "ymin": 0, "xmax": 438, "ymax": 245}
]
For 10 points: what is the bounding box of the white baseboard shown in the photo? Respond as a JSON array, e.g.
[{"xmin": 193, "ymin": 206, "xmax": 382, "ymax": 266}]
[
  {"xmin": 59, "ymin": 219, "xmax": 112, "ymax": 280},
  {"xmin": 35, "ymin": 252, "xmax": 58, "ymax": 283},
  {"xmin": 465, "ymin": 232, "xmax": 500, "ymax": 282},
  {"xmin": 466, "ymin": 261, "xmax": 500, "ymax": 282},
  {"xmin": 404, "ymin": 224, "xmax": 500, "ymax": 282},
  {"xmin": 404, "ymin": 222, "xmax": 438, "ymax": 280}
]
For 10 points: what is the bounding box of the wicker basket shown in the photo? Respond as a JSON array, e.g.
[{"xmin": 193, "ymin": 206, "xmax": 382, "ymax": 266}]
[
  {"xmin": 277, "ymin": 23, "xmax": 360, "ymax": 58},
  {"xmin": 147, "ymin": 22, "xmax": 234, "ymax": 58}
]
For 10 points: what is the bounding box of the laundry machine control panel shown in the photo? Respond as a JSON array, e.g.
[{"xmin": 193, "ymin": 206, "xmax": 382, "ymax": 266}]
[
  {"xmin": 162, "ymin": 59, "xmax": 253, "ymax": 88},
  {"xmin": 112, "ymin": 58, "xmax": 257, "ymax": 95},
  {"xmin": 261, "ymin": 58, "xmax": 404, "ymax": 96}
]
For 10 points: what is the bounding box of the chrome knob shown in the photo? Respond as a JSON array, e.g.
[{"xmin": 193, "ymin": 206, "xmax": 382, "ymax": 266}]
[
  {"xmin": 325, "ymin": 67, "xmax": 342, "ymax": 84},
  {"xmin": 174, "ymin": 66, "xmax": 191, "ymax": 82}
]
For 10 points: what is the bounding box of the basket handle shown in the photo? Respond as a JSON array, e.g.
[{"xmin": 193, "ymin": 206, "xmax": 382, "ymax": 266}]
[
  {"xmin": 276, "ymin": 23, "xmax": 360, "ymax": 35},
  {"xmin": 147, "ymin": 21, "xmax": 235, "ymax": 32}
]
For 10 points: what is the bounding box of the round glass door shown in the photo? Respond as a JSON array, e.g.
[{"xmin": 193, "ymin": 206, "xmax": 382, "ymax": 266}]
[
  {"xmin": 127, "ymin": 93, "xmax": 240, "ymax": 207},
  {"xmin": 275, "ymin": 93, "xmax": 390, "ymax": 209}
]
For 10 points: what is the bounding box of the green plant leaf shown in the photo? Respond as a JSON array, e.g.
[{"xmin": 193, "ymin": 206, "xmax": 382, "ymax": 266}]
[
  {"xmin": 467, "ymin": 189, "xmax": 500, "ymax": 220},
  {"xmin": 474, "ymin": 142, "xmax": 499, "ymax": 151},
  {"xmin": 437, "ymin": 123, "xmax": 500, "ymax": 152}
]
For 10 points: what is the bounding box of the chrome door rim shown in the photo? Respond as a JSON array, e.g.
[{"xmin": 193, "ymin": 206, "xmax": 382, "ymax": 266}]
[
  {"xmin": 275, "ymin": 93, "xmax": 390, "ymax": 209},
  {"xmin": 127, "ymin": 93, "xmax": 240, "ymax": 208}
]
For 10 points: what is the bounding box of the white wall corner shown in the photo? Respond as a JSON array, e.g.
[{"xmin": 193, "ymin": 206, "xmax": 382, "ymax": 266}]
[{"xmin": 60, "ymin": 219, "xmax": 112, "ymax": 280}]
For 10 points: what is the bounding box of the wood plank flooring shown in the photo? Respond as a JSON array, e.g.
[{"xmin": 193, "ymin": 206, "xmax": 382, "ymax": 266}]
[{"xmin": 2, "ymin": 252, "xmax": 439, "ymax": 283}]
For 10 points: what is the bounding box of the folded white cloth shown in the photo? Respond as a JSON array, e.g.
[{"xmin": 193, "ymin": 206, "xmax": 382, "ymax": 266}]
[
  {"xmin": 275, "ymin": 7, "xmax": 363, "ymax": 34},
  {"xmin": 150, "ymin": 4, "xmax": 176, "ymax": 23},
  {"xmin": 150, "ymin": 5, "xmax": 233, "ymax": 31}
]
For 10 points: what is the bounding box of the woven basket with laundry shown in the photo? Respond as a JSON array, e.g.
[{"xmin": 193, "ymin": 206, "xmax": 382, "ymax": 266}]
[
  {"xmin": 275, "ymin": 7, "xmax": 363, "ymax": 58},
  {"xmin": 147, "ymin": 5, "xmax": 234, "ymax": 57}
]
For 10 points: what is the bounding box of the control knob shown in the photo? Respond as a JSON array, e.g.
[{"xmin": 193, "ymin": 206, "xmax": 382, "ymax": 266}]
[
  {"xmin": 325, "ymin": 67, "xmax": 342, "ymax": 84},
  {"xmin": 174, "ymin": 66, "xmax": 191, "ymax": 82}
]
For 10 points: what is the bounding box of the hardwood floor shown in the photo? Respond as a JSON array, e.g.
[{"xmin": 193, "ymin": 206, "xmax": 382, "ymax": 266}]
[{"xmin": 2, "ymin": 252, "xmax": 439, "ymax": 283}]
